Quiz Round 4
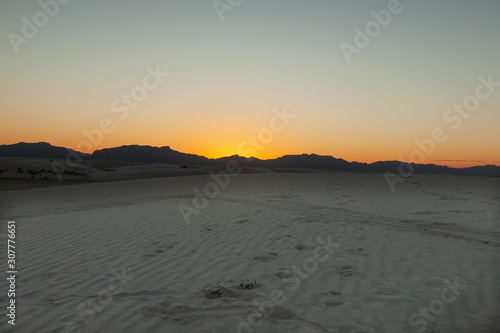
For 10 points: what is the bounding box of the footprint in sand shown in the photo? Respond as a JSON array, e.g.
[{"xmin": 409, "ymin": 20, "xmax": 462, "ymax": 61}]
[
  {"xmin": 322, "ymin": 290, "xmax": 343, "ymax": 307},
  {"xmin": 142, "ymin": 301, "xmax": 199, "ymax": 322},
  {"xmin": 202, "ymin": 224, "xmax": 218, "ymax": 232},
  {"xmin": 274, "ymin": 270, "xmax": 292, "ymax": 279},
  {"xmin": 345, "ymin": 248, "xmax": 367, "ymax": 256},
  {"xmin": 237, "ymin": 278, "xmax": 262, "ymax": 290},
  {"xmin": 293, "ymin": 243, "xmax": 314, "ymax": 251},
  {"xmin": 339, "ymin": 265, "xmax": 358, "ymax": 276},
  {"xmin": 202, "ymin": 279, "xmax": 262, "ymax": 299},
  {"xmin": 141, "ymin": 243, "xmax": 175, "ymax": 259},
  {"xmin": 203, "ymin": 285, "xmax": 239, "ymax": 299},
  {"xmin": 324, "ymin": 290, "xmax": 342, "ymax": 297},
  {"xmin": 325, "ymin": 300, "xmax": 343, "ymax": 307},
  {"xmin": 251, "ymin": 252, "xmax": 279, "ymax": 262}
]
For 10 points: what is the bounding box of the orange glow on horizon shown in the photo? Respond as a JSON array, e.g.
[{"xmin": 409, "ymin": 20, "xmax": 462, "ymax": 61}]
[{"xmin": 1, "ymin": 135, "xmax": 498, "ymax": 169}]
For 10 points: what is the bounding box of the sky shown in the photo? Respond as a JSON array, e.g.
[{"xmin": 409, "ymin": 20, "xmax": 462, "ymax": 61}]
[{"xmin": 1, "ymin": 0, "xmax": 499, "ymax": 167}]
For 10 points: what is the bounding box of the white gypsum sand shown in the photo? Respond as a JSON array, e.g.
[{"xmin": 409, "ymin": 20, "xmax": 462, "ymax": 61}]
[{"xmin": 0, "ymin": 172, "xmax": 498, "ymax": 332}]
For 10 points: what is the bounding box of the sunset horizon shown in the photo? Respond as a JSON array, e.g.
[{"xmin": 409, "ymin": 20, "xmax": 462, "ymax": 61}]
[
  {"xmin": 2, "ymin": 140, "xmax": 499, "ymax": 169},
  {"xmin": 1, "ymin": 2, "xmax": 499, "ymax": 332},
  {"xmin": 2, "ymin": 1, "xmax": 499, "ymax": 173}
]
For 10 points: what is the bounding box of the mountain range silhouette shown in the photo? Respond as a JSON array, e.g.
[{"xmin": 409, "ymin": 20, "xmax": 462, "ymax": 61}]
[{"xmin": 1, "ymin": 142, "xmax": 499, "ymax": 177}]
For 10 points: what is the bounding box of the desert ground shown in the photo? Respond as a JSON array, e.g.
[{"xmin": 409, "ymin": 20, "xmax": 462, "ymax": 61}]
[{"xmin": 0, "ymin": 166, "xmax": 499, "ymax": 332}]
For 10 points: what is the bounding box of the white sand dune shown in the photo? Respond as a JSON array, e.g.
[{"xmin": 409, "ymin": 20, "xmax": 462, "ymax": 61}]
[
  {"xmin": 0, "ymin": 157, "xmax": 294, "ymax": 191},
  {"xmin": 0, "ymin": 173, "xmax": 499, "ymax": 332}
]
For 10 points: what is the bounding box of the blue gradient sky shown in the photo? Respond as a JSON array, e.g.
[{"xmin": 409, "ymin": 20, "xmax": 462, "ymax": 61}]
[{"xmin": 1, "ymin": 0, "xmax": 499, "ymax": 166}]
